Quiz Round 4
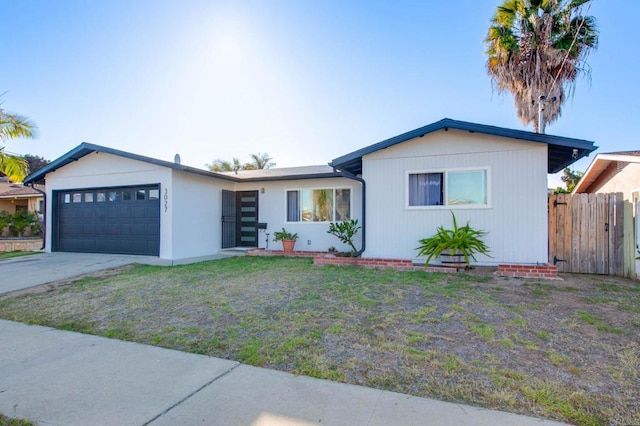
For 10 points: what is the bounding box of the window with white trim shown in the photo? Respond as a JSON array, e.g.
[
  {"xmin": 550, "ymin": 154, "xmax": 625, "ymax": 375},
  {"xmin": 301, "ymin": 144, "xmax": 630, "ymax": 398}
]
[
  {"xmin": 286, "ymin": 188, "xmax": 351, "ymax": 222},
  {"xmin": 408, "ymin": 169, "xmax": 488, "ymax": 207}
]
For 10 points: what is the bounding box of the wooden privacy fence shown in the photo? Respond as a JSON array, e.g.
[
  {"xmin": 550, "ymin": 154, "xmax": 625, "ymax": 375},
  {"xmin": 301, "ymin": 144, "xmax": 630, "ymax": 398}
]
[{"xmin": 548, "ymin": 193, "xmax": 635, "ymax": 277}]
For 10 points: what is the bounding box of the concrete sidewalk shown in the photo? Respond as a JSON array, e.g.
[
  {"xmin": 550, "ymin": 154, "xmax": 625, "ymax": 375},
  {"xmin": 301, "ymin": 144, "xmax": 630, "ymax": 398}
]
[{"xmin": 0, "ymin": 320, "xmax": 564, "ymax": 426}]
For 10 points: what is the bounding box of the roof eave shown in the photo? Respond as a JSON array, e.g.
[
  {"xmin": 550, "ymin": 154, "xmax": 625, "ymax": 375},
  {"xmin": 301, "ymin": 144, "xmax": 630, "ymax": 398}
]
[
  {"xmin": 23, "ymin": 142, "xmax": 242, "ymax": 184},
  {"xmin": 331, "ymin": 118, "xmax": 597, "ymax": 175}
]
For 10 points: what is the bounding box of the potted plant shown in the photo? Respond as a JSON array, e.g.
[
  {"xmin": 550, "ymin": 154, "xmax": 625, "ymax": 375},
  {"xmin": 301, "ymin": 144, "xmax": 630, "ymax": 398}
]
[
  {"xmin": 416, "ymin": 211, "xmax": 490, "ymax": 268},
  {"xmin": 273, "ymin": 227, "xmax": 299, "ymax": 253}
]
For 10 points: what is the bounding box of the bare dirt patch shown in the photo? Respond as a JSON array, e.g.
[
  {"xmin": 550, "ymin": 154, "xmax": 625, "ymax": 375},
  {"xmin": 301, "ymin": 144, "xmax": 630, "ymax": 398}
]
[{"xmin": 0, "ymin": 257, "xmax": 638, "ymax": 425}]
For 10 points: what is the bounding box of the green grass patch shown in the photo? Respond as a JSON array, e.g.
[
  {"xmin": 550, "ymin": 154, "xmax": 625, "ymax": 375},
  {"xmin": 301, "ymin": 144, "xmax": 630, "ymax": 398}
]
[
  {"xmin": 575, "ymin": 311, "xmax": 625, "ymax": 334},
  {"xmin": 537, "ymin": 330, "xmax": 550, "ymax": 340},
  {"xmin": 0, "ymin": 251, "xmax": 41, "ymax": 260},
  {"xmin": 522, "ymin": 381, "xmax": 604, "ymax": 425},
  {"xmin": 0, "ymin": 414, "xmax": 36, "ymax": 426},
  {"xmin": 507, "ymin": 317, "xmax": 527, "ymax": 328},
  {"xmin": 470, "ymin": 323, "xmax": 495, "ymax": 340}
]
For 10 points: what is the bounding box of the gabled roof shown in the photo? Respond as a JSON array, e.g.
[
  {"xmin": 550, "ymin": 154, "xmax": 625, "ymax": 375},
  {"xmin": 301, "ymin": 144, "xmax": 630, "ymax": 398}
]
[
  {"xmin": 573, "ymin": 152, "xmax": 640, "ymax": 193},
  {"xmin": 330, "ymin": 118, "xmax": 597, "ymax": 174},
  {"xmin": 23, "ymin": 143, "xmax": 347, "ymax": 185}
]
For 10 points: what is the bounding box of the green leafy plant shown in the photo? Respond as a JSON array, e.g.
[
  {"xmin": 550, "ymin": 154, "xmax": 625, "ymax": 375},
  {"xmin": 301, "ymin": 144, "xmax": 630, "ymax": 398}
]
[
  {"xmin": 416, "ymin": 211, "xmax": 490, "ymax": 267},
  {"xmin": 0, "ymin": 209, "xmax": 42, "ymax": 237},
  {"xmin": 273, "ymin": 228, "xmax": 298, "ymax": 242},
  {"xmin": 10, "ymin": 209, "xmax": 38, "ymax": 237},
  {"xmin": 0, "ymin": 210, "xmax": 12, "ymax": 236},
  {"xmin": 327, "ymin": 219, "xmax": 361, "ymax": 256}
]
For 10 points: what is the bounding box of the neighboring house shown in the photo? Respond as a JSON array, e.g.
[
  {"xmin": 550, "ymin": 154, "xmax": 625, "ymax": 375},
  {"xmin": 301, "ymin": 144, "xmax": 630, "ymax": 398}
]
[
  {"xmin": 0, "ymin": 177, "xmax": 44, "ymax": 214},
  {"xmin": 573, "ymin": 151, "xmax": 640, "ymax": 204},
  {"xmin": 24, "ymin": 118, "xmax": 595, "ymax": 265},
  {"xmin": 572, "ymin": 151, "xmax": 640, "ymax": 277}
]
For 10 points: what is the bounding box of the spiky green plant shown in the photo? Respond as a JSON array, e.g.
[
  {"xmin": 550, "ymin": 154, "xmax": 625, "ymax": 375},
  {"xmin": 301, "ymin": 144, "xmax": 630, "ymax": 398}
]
[{"xmin": 416, "ymin": 211, "xmax": 491, "ymax": 266}]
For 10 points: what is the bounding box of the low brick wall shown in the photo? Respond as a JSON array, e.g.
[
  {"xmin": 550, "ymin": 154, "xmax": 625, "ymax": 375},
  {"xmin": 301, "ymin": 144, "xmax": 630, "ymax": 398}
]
[
  {"xmin": 246, "ymin": 249, "xmax": 327, "ymax": 258},
  {"xmin": 314, "ymin": 256, "xmax": 418, "ymax": 270},
  {"xmin": 0, "ymin": 238, "xmax": 43, "ymax": 252},
  {"xmin": 247, "ymin": 249, "xmax": 464, "ymax": 272},
  {"xmin": 494, "ymin": 264, "xmax": 558, "ymax": 279}
]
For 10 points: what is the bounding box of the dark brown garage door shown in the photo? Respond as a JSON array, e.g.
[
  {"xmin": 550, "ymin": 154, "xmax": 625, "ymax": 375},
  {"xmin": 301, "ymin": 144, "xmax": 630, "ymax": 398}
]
[{"xmin": 54, "ymin": 185, "xmax": 160, "ymax": 256}]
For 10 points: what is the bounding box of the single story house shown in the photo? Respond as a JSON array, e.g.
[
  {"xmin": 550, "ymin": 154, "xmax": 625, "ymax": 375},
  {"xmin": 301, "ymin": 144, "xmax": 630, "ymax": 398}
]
[
  {"xmin": 573, "ymin": 151, "xmax": 640, "ymax": 204},
  {"xmin": 0, "ymin": 177, "xmax": 44, "ymax": 214},
  {"xmin": 24, "ymin": 118, "xmax": 595, "ymax": 265}
]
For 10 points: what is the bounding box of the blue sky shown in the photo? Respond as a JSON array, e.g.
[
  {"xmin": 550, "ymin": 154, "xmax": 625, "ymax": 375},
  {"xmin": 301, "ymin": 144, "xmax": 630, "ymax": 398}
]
[{"xmin": 1, "ymin": 1, "xmax": 635, "ymax": 187}]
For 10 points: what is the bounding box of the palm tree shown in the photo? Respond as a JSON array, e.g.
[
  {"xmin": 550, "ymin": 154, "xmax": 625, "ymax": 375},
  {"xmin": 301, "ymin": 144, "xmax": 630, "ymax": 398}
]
[
  {"xmin": 243, "ymin": 152, "xmax": 275, "ymax": 170},
  {"xmin": 207, "ymin": 158, "xmax": 242, "ymax": 173},
  {"xmin": 0, "ymin": 97, "xmax": 37, "ymax": 182},
  {"xmin": 484, "ymin": 0, "xmax": 598, "ymax": 133},
  {"xmin": 207, "ymin": 153, "xmax": 275, "ymax": 172}
]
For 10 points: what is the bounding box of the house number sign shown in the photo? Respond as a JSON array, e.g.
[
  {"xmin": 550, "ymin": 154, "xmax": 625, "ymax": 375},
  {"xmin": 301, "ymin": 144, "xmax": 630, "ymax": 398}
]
[{"xmin": 163, "ymin": 188, "xmax": 169, "ymax": 212}]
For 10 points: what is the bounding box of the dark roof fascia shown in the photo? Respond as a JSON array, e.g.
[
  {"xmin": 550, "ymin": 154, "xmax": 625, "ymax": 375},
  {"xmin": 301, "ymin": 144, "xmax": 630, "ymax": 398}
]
[
  {"xmin": 24, "ymin": 142, "xmax": 240, "ymax": 184},
  {"xmin": 23, "ymin": 142, "xmax": 351, "ymax": 185},
  {"xmin": 330, "ymin": 118, "xmax": 597, "ymax": 174}
]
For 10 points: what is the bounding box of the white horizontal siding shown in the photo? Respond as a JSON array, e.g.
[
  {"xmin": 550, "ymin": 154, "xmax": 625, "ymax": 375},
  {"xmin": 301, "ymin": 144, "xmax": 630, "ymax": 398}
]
[
  {"xmin": 363, "ymin": 130, "xmax": 548, "ymax": 264},
  {"xmin": 234, "ymin": 178, "xmax": 363, "ymax": 252}
]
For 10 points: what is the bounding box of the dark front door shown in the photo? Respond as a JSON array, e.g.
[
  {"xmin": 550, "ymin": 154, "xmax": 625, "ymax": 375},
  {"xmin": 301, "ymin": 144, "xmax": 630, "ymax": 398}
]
[
  {"xmin": 236, "ymin": 191, "xmax": 258, "ymax": 247},
  {"xmin": 221, "ymin": 190, "xmax": 236, "ymax": 249},
  {"xmin": 221, "ymin": 190, "xmax": 259, "ymax": 248}
]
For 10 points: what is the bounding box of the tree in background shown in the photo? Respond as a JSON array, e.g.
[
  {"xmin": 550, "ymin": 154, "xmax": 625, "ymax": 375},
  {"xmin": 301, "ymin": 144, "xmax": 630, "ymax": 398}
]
[
  {"xmin": 243, "ymin": 153, "xmax": 275, "ymax": 170},
  {"xmin": 23, "ymin": 154, "xmax": 50, "ymax": 175},
  {"xmin": 207, "ymin": 158, "xmax": 242, "ymax": 173},
  {"xmin": 0, "ymin": 96, "xmax": 38, "ymax": 182},
  {"xmin": 553, "ymin": 167, "xmax": 583, "ymax": 194},
  {"xmin": 484, "ymin": 0, "xmax": 598, "ymax": 133},
  {"xmin": 207, "ymin": 153, "xmax": 275, "ymax": 173}
]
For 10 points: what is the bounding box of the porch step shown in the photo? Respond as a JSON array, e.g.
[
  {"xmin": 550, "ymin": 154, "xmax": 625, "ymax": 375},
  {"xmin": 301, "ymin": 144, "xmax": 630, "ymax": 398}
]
[{"xmin": 218, "ymin": 248, "xmax": 252, "ymax": 257}]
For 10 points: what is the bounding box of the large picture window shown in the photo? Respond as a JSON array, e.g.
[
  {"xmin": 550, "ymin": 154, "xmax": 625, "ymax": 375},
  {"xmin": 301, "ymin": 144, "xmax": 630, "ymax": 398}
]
[
  {"xmin": 287, "ymin": 188, "xmax": 351, "ymax": 222},
  {"xmin": 408, "ymin": 169, "xmax": 488, "ymax": 207}
]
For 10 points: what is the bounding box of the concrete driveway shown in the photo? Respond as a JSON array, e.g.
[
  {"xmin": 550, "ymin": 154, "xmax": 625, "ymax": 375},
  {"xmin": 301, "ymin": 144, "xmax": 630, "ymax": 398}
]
[{"xmin": 0, "ymin": 252, "xmax": 166, "ymax": 295}]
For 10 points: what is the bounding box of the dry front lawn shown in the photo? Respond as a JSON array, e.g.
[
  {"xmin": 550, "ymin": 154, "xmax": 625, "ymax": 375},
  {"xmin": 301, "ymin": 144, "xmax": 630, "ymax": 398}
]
[{"xmin": 1, "ymin": 257, "xmax": 638, "ymax": 425}]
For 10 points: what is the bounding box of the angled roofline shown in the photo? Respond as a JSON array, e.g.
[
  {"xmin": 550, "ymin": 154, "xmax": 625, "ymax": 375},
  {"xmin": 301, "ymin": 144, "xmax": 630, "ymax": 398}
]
[
  {"xmin": 573, "ymin": 152, "xmax": 640, "ymax": 194},
  {"xmin": 330, "ymin": 118, "xmax": 597, "ymax": 174},
  {"xmin": 23, "ymin": 143, "xmax": 351, "ymax": 185},
  {"xmin": 23, "ymin": 142, "xmax": 239, "ymax": 184}
]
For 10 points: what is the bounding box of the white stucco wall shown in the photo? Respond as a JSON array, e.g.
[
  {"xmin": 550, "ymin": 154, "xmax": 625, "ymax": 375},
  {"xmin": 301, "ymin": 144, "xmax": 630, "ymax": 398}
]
[
  {"xmin": 588, "ymin": 162, "xmax": 640, "ymax": 201},
  {"xmin": 170, "ymin": 170, "xmax": 234, "ymax": 259},
  {"xmin": 43, "ymin": 151, "xmax": 364, "ymax": 260},
  {"xmin": 362, "ymin": 129, "xmax": 549, "ymax": 265},
  {"xmin": 41, "ymin": 152, "xmax": 173, "ymax": 257},
  {"xmin": 234, "ymin": 178, "xmax": 363, "ymax": 253}
]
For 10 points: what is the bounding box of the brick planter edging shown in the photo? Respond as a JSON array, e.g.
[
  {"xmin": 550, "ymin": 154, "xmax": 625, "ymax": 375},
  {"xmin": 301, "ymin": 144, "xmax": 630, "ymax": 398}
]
[
  {"xmin": 247, "ymin": 249, "xmax": 461, "ymax": 273},
  {"xmin": 494, "ymin": 264, "xmax": 558, "ymax": 279},
  {"xmin": 314, "ymin": 256, "xmax": 418, "ymax": 270}
]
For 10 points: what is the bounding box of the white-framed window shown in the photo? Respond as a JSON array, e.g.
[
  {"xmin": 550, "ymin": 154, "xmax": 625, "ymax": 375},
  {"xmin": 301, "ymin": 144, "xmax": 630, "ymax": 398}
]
[
  {"xmin": 286, "ymin": 188, "xmax": 351, "ymax": 222},
  {"xmin": 407, "ymin": 167, "xmax": 490, "ymax": 208}
]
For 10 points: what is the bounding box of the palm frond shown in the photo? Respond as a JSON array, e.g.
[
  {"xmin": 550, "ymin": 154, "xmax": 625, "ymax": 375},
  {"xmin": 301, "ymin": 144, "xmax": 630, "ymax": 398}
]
[{"xmin": 0, "ymin": 151, "xmax": 28, "ymax": 182}]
